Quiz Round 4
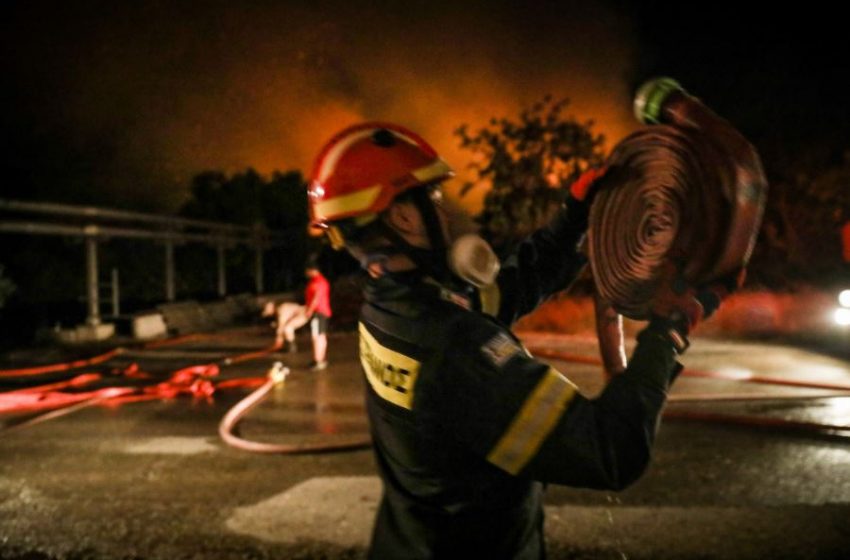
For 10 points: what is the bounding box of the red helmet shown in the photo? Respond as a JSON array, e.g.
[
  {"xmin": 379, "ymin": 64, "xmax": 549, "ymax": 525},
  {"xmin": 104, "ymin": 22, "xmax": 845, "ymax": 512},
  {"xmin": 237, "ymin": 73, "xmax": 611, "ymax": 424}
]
[{"xmin": 308, "ymin": 122, "xmax": 454, "ymax": 231}]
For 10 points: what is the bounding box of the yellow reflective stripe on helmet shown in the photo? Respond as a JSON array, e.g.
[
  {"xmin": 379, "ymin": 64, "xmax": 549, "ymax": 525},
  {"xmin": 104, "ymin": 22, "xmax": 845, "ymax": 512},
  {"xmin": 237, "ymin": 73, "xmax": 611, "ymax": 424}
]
[
  {"xmin": 487, "ymin": 367, "xmax": 577, "ymax": 475},
  {"xmin": 411, "ymin": 158, "xmax": 453, "ymax": 183},
  {"xmin": 315, "ymin": 185, "xmax": 382, "ymax": 220},
  {"xmin": 359, "ymin": 323, "xmax": 421, "ymax": 410}
]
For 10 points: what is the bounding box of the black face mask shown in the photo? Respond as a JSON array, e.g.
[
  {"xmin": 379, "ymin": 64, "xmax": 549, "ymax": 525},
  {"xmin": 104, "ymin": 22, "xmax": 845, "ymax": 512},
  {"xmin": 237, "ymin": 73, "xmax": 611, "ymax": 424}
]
[
  {"xmin": 362, "ymin": 186, "xmax": 500, "ymax": 289},
  {"xmin": 370, "ymin": 217, "xmax": 451, "ymax": 283}
]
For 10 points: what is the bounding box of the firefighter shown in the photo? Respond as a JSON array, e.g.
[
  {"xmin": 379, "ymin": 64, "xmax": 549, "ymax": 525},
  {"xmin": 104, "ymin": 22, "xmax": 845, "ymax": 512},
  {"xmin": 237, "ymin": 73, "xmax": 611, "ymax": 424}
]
[{"xmin": 308, "ymin": 122, "xmax": 735, "ymax": 559}]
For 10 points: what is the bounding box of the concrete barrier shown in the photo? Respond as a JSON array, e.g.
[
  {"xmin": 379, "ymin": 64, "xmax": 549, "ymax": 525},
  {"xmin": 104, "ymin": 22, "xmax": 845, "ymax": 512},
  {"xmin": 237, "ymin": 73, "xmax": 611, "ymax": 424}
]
[
  {"xmin": 131, "ymin": 312, "xmax": 168, "ymax": 340},
  {"xmin": 54, "ymin": 322, "xmax": 116, "ymax": 344},
  {"xmin": 144, "ymin": 293, "xmax": 299, "ymax": 337},
  {"xmin": 156, "ymin": 301, "xmax": 213, "ymax": 334},
  {"xmin": 204, "ymin": 300, "xmax": 238, "ymax": 327},
  {"xmin": 228, "ymin": 293, "xmax": 262, "ymax": 320}
]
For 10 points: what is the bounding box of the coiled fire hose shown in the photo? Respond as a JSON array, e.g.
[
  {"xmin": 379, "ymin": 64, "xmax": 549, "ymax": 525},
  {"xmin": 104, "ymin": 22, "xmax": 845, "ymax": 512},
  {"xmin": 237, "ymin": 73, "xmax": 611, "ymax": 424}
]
[
  {"xmin": 588, "ymin": 78, "xmax": 767, "ymax": 375},
  {"xmin": 218, "ymin": 362, "xmax": 371, "ymax": 454}
]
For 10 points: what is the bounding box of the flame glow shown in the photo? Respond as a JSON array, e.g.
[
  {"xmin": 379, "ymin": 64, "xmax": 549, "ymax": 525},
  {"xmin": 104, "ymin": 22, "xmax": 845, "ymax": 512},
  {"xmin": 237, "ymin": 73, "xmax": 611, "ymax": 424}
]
[{"xmin": 6, "ymin": 2, "xmax": 640, "ymax": 213}]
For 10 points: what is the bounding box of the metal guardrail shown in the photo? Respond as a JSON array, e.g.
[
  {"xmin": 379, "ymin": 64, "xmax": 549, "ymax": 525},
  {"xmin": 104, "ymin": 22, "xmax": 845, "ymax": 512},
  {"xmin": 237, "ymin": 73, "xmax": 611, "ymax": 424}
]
[
  {"xmin": 0, "ymin": 199, "xmax": 250, "ymax": 233},
  {"xmin": 0, "ymin": 221, "xmax": 242, "ymax": 244},
  {"xmin": 0, "ymin": 198, "xmax": 299, "ymax": 326}
]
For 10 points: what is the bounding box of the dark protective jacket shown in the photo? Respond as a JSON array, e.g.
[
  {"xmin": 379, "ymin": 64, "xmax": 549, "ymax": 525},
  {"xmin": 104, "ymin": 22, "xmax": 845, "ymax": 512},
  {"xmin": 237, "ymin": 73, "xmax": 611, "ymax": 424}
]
[{"xmin": 359, "ymin": 198, "xmax": 680, "ymax": 559}]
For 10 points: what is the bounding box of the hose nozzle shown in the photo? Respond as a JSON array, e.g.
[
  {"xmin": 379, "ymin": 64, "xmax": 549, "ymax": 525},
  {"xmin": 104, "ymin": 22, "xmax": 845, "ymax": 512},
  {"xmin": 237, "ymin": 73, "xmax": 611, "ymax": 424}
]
[{"xmin": 268, "ymin": 362, "xmax": 290, "ymax": 385}]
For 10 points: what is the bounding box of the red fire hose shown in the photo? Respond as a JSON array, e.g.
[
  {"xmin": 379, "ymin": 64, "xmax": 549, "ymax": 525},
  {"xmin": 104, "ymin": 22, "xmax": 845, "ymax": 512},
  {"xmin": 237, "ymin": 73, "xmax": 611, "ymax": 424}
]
[
  {"xmin": 528, "ymin": 345, "xmax": 850, "ymax": 438},
  {"xmin": 217, "ymin": 362, "xmax": 371, "ymax": 454},
  {"xmin": 528, "ymin": 347, "xmax": 850, "ymax": 393},
  {"xmin": 588, "ymin": 77, "xmax": 768, "ymax": 376},
  {"xmin": 0, "ymin": 348, "xmax": 123, "ymax": 378},
  {"xmin": 662, "ymin": 410, "xmax": 850, "ymax": 438},
  {"xmin": 0, "ymin": 334, "xmax": 372, "ymax": 453},
  {"xmin": 2, "ymin": 317, "xmax": 845, "ymax": 445},
  {"xmin": 0, "ymin": 332, "xmax": 220, "ymax": 381},
  {"xmin": 0, "ymin": 336, "xmax": 278, "ymax": 431}
]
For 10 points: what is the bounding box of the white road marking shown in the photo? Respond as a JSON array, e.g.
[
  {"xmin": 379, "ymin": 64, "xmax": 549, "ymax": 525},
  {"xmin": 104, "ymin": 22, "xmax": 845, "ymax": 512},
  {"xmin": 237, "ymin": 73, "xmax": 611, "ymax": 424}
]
[
  {"xmin": 226, "ymin": 476, "xmax": 380, "ymax": 547},
  {"xmin": 225, "ymin": 476, "xmax": 850, "ymax": 558},
  {"xmin": 122, "ymin": 436, "xmax": 219, "ymax": 455}
]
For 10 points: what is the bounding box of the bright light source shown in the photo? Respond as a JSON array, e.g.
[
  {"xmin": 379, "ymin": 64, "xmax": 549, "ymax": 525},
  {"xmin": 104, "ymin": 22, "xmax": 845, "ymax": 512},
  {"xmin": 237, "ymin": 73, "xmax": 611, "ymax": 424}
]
[
  {"xmin": 839, "ymin": 290, "xmax": 850, "ymax": 308},
  {"xmin": 835, "ymin": 308, "xmax": 850, "ymax": 326}
]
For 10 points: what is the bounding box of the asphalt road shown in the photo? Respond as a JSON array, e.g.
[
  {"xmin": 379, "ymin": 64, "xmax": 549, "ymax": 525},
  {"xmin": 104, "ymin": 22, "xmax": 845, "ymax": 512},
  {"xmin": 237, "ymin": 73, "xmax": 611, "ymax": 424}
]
[{"xmin": 1, "ymin": 327, "xmax": 849, "ymax": 559}]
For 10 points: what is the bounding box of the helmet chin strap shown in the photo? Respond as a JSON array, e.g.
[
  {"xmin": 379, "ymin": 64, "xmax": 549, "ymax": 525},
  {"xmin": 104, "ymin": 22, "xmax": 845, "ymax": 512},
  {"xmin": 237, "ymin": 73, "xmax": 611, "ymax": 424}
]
[{"xmin": 410, "ymin": 187, "xmax": 447, "ymax": 256}]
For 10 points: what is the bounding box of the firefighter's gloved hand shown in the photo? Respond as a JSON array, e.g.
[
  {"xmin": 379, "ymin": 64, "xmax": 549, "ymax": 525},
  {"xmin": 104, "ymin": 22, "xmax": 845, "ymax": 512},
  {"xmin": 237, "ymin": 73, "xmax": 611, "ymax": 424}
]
[
  {"xmin": 649, "ymin": 262, "xmax": 744, "ymax": 354},
  {"xmin": 694, "ymin": 267, "xmax": 746, "ymax": 319},
  {"xmin": 568, "ymin": 166, "xmax": 608, "ymax": 204}
]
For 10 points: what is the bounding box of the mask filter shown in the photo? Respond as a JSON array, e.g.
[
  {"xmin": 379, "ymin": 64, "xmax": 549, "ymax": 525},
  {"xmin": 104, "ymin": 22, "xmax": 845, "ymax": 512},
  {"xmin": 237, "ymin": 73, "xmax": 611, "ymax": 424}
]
[{"xmin": 448, "ymin": 234, "xmax": 500, "ymax": 287}]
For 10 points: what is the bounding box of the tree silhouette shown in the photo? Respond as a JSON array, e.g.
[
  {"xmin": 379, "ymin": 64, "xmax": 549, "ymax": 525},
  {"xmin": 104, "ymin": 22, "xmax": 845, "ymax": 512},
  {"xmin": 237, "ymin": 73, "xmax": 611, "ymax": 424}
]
[
  {"xmin": 455, "ymin": 96, "xmax": 606, "ymax": 251},
  {"xmin": 748, "ymin": 149, "xmax": 850, "ymax": 289},
  {"xmin": 179, "ymin": 168, "xmax": 309, "ymax": 293}
]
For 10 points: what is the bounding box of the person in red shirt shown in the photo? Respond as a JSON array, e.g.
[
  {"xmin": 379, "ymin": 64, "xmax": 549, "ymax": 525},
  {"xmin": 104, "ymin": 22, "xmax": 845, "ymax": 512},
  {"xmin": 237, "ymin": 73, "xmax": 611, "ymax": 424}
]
[
  {"xmin": 261, "ymin": 262, "xmax": 332, "ymax": 370},
  {"xmin": 303, "ymin": 263, "xmax": 332, "ymax": 370}
]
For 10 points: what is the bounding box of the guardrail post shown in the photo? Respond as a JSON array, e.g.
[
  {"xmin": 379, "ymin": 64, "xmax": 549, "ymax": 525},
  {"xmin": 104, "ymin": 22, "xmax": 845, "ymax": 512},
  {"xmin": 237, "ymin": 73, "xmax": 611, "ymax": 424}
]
[
  {"xmin": 254, "ymin": 245, "xmax": 264, "ymax": 294},
  {"xmin": 217, "ymin": 243, "xmax": 227, "ymax": 297},
  {"xmin": 165, "ymin": 239, "xmax": 176, "ymax": 302},
  {"xmin": 111, "ymin": 267, "xmax": 120, "ymax": 316},
  {"xmin": 1, "ymin": 198, "xmax": 290, "ymax": 309},
  {"xmin": 85, "ymin": 229, "xmax": 100, "ymax": 326}
]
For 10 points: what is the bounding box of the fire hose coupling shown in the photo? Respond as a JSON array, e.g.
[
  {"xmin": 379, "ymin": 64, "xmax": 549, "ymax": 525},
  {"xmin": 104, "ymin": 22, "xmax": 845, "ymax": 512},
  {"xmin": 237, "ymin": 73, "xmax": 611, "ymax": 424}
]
[
  {"xmin": 268, "ymin": 361, "xmax": 290, "ymax": 385},
  {"xmin": 633, "ymin": 77, "xmax": 684, "ymax": 125}
]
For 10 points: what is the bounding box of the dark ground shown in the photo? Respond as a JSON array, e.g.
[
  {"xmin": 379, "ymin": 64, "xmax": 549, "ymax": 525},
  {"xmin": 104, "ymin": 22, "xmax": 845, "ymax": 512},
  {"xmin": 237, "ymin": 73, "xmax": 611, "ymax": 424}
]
[{"xmin": 1, "ymin": 327, "xmax": 849, "ymax": 559}]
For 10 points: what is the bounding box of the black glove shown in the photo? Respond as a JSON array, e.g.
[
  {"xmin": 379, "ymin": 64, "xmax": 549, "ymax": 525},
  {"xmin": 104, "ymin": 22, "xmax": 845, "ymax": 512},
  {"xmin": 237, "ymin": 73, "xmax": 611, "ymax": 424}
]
[{"xmin": 649, "ymin": 263, "xmax": 746, "ymax": 353}]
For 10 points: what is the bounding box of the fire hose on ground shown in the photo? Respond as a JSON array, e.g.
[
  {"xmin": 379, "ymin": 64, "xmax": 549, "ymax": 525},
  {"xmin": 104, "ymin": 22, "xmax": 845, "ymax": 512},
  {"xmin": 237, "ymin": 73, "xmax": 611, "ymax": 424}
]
[
  {"xmin": 1, "ymin": 327, "xmax": 848, "ymax": 444},
  {"xmin": 0, "ymin": 332, "xmax": 279, "ymax": 433},
  {"xmin": 218, "ymin": 361, "xmax": 371, "ymax": 454},
  {"xmin": 0, "ymin": 348, "xmax": 124, "ymax": 379},
  {"xmin": 0, "ymin": 331, "xmax": 375, "ymax": 452},
  {"xmin": 527, "ymin": 345, "xmax": 850, "ymax": 437}
]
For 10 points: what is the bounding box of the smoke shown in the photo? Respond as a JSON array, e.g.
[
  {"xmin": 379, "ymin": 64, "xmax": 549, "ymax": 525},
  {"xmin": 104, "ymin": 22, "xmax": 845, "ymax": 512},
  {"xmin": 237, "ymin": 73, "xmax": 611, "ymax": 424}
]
[{"xmin": 5, "ymin": 0, "xmax": 639, "ymax": 212}]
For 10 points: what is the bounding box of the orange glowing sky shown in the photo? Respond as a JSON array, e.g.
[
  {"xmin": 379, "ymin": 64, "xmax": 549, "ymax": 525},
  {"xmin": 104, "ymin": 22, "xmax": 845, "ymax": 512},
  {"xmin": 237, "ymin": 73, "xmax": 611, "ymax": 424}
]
[{"xmin": 5, "ymin": 1, "xmax": 641, "ymax": 213}]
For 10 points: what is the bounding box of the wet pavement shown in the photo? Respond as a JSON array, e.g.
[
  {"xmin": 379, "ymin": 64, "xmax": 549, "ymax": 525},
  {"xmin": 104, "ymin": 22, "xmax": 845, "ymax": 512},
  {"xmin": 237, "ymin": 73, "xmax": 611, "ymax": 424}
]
[{"xmin": 1, "ymin": 327, "xmax": 849, "ymax": 559}]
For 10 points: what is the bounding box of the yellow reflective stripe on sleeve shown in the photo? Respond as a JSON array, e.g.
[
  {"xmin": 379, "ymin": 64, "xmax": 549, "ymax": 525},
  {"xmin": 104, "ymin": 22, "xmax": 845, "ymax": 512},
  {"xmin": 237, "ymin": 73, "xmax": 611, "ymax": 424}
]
[
  {"xmin": 478, "ymin": 283, "xmax": 501, "ymax": 317},
  {"xmin": 487, "ymin": 367, "xmax": 578, "ymax": 475},
  {"xmin": 315, "ymin": 185, "xmax": 382, "ymax": 219},
  {"xmin": 358, "ymin": 323, "xmax": 421, "ymax": 410}
]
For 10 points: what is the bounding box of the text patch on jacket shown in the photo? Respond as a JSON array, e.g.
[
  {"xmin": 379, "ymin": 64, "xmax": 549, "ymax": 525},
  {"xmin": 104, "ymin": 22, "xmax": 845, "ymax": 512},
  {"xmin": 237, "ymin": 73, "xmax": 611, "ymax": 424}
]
[{"xmin": 359, "ymin": 322, "xmax": 421, "ymax": 410}]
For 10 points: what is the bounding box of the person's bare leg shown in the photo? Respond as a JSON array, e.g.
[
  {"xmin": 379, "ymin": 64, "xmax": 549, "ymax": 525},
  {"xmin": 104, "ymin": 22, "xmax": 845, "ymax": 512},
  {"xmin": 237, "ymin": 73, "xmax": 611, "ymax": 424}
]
[
  {"xmin": 313, "ymin": 333, "xmax": 328, "ymax": 364},
  {"xmin": 279, "ymin": 304, "xmax": 309, "ymax": 350}
]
